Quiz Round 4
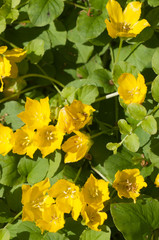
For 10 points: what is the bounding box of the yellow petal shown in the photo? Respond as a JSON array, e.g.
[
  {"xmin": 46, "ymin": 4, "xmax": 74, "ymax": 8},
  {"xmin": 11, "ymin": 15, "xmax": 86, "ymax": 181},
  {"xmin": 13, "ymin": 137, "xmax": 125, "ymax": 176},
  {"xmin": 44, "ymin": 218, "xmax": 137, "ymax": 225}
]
[
  {"xmin": 106, "ymin": 0, "xmax": 124, "ymax": 23},
  {"xmin": 5, "ymin": 48, "xmax": 27, "ymax": 62},
  {"xmin": 123, "ymin": 1, "xmax": 142, "ymax": 26},
  {"xmin": 0, "ymin": 77, "xmax": 4, "ymax": 92},
  {"xmin": 0, "ymin": 46, "xmax": 7, "ymax": 54},
  {"xmin": 105, "ymin": 19, "xmax": 118, "ymax": 38},
  {"xmin": 131, "ymin": 19, "xmax": 150, "ymax": 35}
]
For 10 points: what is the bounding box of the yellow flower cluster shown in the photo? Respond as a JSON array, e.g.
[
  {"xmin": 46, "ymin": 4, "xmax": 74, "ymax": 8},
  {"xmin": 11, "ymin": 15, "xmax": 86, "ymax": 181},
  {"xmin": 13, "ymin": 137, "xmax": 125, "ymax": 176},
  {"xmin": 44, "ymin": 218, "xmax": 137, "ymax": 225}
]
[
  {"xmin": 21, "ymin": 174, "xmax": 110, "ymax": 233},
  {"xmin": 0, "ymin": 97, "xmax": 94, "ymax": 163},
  {"xmin": 0, "ymin": 46, "xmax": 26, "ymax": 92}
]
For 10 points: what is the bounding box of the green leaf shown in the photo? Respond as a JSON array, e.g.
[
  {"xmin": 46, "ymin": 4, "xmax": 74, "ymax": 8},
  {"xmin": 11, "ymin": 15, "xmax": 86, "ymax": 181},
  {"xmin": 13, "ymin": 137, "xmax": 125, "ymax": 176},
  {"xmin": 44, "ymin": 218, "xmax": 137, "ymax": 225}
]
[
  {"xmin": 118, "ymin": 119, "xmax": 132, "ymax": 135},
  {"xmin": 0, "ymin": 155, "xmax": 23, "ymax": 186},
  {"xmin": 0, "ymin": 199, "xmax": 12, "ymax": 223},
  {"xmin": 152, "ymin": 48, "xmax": 159, "ymax": 74},
  {"xmin": 127, "ymin": 103, "xmax": 147, "ymax": 120},
  {"xmin": 25, "ymin": 39, "xmax": 45, "ymax": 64},
  {"xmin": 76, "ymin": 43, "xmax": 94, "ymax": 63},
  {"xmin": 0, "ymin": 16, "xmax": 6, "ymax": 33},
  {"xmin": 0, "ymin": 101, "xmax": 24, "ymax": 131},
  {"xmin": 151, "ymin": 75, "xmax": 159, "ymax": 102},
  {"xmin": 28, "ymin": 0, "xmax": 64, "ymax": 26},
  {"xmin": 111, "ymin": 198, "xmax": 159, "ymax": 240},
  {"xmin": 113, "ymin": 61, "xmax": 139, "ymax": 86},
  {"xmin": 17, "ymin": 157, "xmax": 36, "ymax": 177},
  {"xmin": 75, "ymin": 85, "xmax": 99, "ymax": 104},
  {"xmin": 46, "ymin": 151, "xmax": 62, "ymax": 178},
  {"xmin": 106, "ymin": 142, "xmax": 120, "ymax": 154},
  {"xmin": 80, "ymin": 227, "xmax": 111, "ymax": 240},
  {"xmin": 44, "ymin": 232, "xmax": 69, "ymax": 240},
  {"xmin": 0, "ymin": 228, "xmax": 10, "ymax": 240},
  {"xmin": 141, "ymin": 116, "xmax": 157, "ymax": 135},
  {"xmin": 77, "ymin": 10, "xmax": 106, "ymax": 41},
  {"xmin": 123, "ymin": 133, "xmax": 140, "ymax": 152},
  {"xmin": 27, "ymin": 158, "xmax": 49, "ymax": 185},
  {"xmin": 147, "ymin": 0, "xmax": 159, "ymax": 7}
]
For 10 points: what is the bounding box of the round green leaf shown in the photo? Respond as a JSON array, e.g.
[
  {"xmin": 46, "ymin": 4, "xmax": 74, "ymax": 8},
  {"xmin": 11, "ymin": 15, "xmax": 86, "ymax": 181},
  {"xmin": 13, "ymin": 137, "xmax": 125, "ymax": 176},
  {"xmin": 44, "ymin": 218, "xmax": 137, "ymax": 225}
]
[
  {"xmin": 80, "ymin": 227, "xmax": 111, "ymax": 240},
  {"xmin": 106, "ymin": 142, "xmax": 120, "ymax": 154},
  {"xmin": 75, "ymin": 85, "xmax": 99, "ymax": 104},
  {"xmin": 123, "ymin": 133, "xmax": 140, "ymax": 152},
  {"xmin": 28, "ymin": 0, "xmax": 64, "ymax": 26},
  {"xmin": 118, "ymin": 119, "xmax": 132, "ymax": 135},
  {"xmin": 127, "ymin": 103, "xmax": 147, "ymax": 120},
  {"xmin": 141, "ymin": 115, "xmax": 157, "ymax": 135},
  {"xmin": 151, "ymin": 75, "xmax": 159, "ymax": 102},
  {"xmin": 111, "ymin": 198, "xmax": 159, "ymax": 240},
  {"xmin": 0, "ymin": 16, "xmax": 6, "ymax": 34}
]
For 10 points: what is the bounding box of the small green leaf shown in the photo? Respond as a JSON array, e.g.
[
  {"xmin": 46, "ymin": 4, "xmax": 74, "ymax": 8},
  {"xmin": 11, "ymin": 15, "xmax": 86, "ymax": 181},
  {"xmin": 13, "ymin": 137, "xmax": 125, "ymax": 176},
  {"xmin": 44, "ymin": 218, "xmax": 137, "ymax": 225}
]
[
  {"xmin": 76, "ymin": 43, "xmax": 94, "ymax": 63},
  {"xmin": 152, "ymin": 48, "xmax": 159, "ymax": 74},
  {"xmin": 106, "ymin": 142, "xmax": 120, "ymax": 154},
  {"xmin": 141, "ymin": 116, "xmax": 157, "ymax": 135},
  {"xmin": 27, "ymin": 158, "xmax": 49, "ymax": 185},
  {"xmin": 147, "ymin": 0, "xmax": 159, "ymax": 7},
  {"xmin": 18, "ymin": 157, "xmax": 36, "ymax": 177},
  {"xmin": 80, "ymin": 227, "xmax": 111, "ymax": 240},
  {"xmin": 111, "ymin": 198, "xmax": 159, "ymax": 240},
  {"xmin": 127, "ymin": 103, "xmax": 147, "ymax": 120},
  {"xmin": 123, "ymin": 133, "xmax": 140, "ymax": 152},
  {"xmin": 28, "ymin": 0, "xmax": 64, "ymax": 26},
  {"xmin": 25, "ymin": 39, "xmax": 45, "ymax": 64},
  {"xmin": 151, "ymin": 75, "xmax": 159, "ymax": 102},
  {"xmin": 0, "ymin": 228, "xmax": 10, "ymax": 240},
  {"xmin": 118, "ymin": 119, "xmax": 132, "ymax": 135},
  {"xmin": 0, "ymin": 16, "xmax": 6, "ymax": 33},
  {"xmin": 75, "ymin": 85, "xmax": 99, "ymax": 104}
]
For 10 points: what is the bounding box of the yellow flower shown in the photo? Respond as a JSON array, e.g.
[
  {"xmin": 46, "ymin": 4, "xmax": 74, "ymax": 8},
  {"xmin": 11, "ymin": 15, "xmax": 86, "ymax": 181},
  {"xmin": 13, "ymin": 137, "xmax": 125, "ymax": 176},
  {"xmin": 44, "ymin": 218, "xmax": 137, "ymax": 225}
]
[
  {"xmin": 57, "ymin": 100, "xmax": 95, "ymax": 134},
  {"xmin": 62, "ymin": 131, "xmax": 93, "ymax": 163},
  {"xmin": 0, "ymin": 123, "xmax": 14, "ymax": 156},
  {"xmin": 0, "ymin": 46, "xmax": 26, "ymax": 92},
  {"xmin": 118, "ymin": 73, "xmax": 147, "ymax": 104},
  {"xmin": 81, "ymin": 205, "xmax": 107, "ymax": 231},
  {"xmin": 113, "ymin": 168, "xmax": 147, "ymax": 203},
  {"xmin": 22, "ymin": 178, "xmax": 54, "ymax": 222},
  {"xmin": 12, "ymin": 125, "xmax": 37, "ymax": 158},
  {"xmin": 105, "ymin": 0, "xmax": 150, "ymax": 39},
  {"xmin": 17, "ymin": 97, "xmax": 51, "ymax": 130},
  {"xmin": 36, "ymin": 204, "xmax": 65, "ymax": 233},
  {"xmin": 35, "ymin": 125, "xmax": 64, "ymax": 158},
  {"xmin": 154, "ymin": 174, "xmax": 159, "ymax": 187},
  {"xmin": 81, "ymin": 174, "xmax": 110, "ymax": 210},
  {"xmin": 48, "ymin": 179, "xmax": 82, "ymax": 220}
]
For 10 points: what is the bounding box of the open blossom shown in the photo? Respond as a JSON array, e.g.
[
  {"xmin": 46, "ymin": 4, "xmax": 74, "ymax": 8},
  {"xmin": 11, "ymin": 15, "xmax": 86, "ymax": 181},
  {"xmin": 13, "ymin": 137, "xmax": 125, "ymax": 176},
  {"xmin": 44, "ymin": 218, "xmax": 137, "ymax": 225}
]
[
  {"xmin": 113, "ymin": 169, "xmax": 147, "ymax": 203},
  {"xmin": 0, "ymin": 46, "xmax": 26, "ymax": 91},
  {"xmin": 36, "ymin": 204, "xmax": 65, "ymax": 233},
  {"xmin": 17, "ymin": 97, "xmax": 51, "ymax": 130},
  {"xmin": 35, "ymin": 125, "xmax": 64, "ymax": 158},
  {"xmin": 81, "ymin": 174, "xmax": 110, "ymax": 210},
  {"xmin": 154, "ymin": 174, "xmax": 159, "ymax": 187},
  {"xmin": 81, "ymin": 205, "xmax": 107, "ymax": 231},
  {"xmin": 105, "ymin": 0, "xmax": 150, "ymax": 39},
  {"xmin": 118, "ymin": 73, "xmax": 147, "ymax": 104},
  {"xmin": 12, "ymin": 125, "xmax": 37, "ymax": 158},
  {"xmin": 48, "ymin": 179, "xmax": 82, "ymax": 221},
  {"xmin": 0, "ymin": 123, "xmax": 14, "ymax": 156},
  {"xmin": 62, "ymin": 131, "xmax": 93, "ymax": 163},
  {"xmin": 57, "ymin": 100, "xmax": 95, "ymax": 134},
  {"xmin": 21, "ymin": 178, "xmax": 54, "ymax": 222}
]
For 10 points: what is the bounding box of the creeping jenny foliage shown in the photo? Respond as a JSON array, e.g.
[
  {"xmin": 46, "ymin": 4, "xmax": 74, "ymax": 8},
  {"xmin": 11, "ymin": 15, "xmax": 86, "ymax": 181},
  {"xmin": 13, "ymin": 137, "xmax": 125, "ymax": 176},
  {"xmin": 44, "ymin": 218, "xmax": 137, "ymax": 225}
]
[{"xmin": 0, "ymin": 0, "xmax": 159, "ymax": 239}]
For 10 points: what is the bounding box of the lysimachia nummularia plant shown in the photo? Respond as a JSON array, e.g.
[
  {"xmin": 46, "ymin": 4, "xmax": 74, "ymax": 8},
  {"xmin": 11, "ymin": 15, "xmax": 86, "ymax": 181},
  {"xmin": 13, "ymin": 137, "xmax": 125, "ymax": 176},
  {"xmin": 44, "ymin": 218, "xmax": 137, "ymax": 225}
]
[{"xmin": 0, "ymin": 0, "xmax": 159, "ymax": 239}]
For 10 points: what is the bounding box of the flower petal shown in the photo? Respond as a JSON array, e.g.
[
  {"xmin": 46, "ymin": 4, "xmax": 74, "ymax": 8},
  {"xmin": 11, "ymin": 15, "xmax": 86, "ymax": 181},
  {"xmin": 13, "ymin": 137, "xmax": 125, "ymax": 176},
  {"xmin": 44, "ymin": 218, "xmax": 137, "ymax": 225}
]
[
  {"xmin": 106, "ymin": 0, "xmax": 124, "ymax": 23},
  {"xmin": 105, "ymin": 19, "xmax": 118, "ymax": 38},
  {"xmin": 131, "ymin": 19, "xmax": 150, "ymax": 35},
  {"xmin": 123, "ymin": 1, "xmax": 142, "ymax": 26}
]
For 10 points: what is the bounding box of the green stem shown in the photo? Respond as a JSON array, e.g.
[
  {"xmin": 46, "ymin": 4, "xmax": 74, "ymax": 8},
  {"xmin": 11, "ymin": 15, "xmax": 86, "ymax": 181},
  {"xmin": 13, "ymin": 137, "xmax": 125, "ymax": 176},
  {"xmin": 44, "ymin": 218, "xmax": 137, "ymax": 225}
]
[
  {"xmin": 74, "ymin": 166, "xmax": 83, "ymax": 184},
  {"xmin": 109, "ymin": 42, "xmax": 115, "ymax": 65},
  {"xmin": 0, "ymin": 36, "xmax": 18, "ymax": 48},
  {"xmin": 95, "ymin": 92, "xmax": 119, "ymax": 103},
  {"xmin": 0, "ymin": 84, "xmax": 47, "ymax": 104},
  {"xmin": 90, "ymin": 165, "xmax": 109, "ymax": 182},
  {"xmin": 5, "ymin": 210, "xmax": 22, "ymax": 228},
  {"xmin": 91, "ymin": 131, "xmax": 105, "ymax": 139},
  {"xmin": 22, "ymin": 74, "xmax": 64, "ymax": 88},
  {"xmin": 64, "ymin": 0, "xmax": 87, "ymax": 10},
  {"xmin": 35, "ymin": 64, "xmax": 48, "ymax": 76},
  {"xmin": 114, "ymin": 38, "xmax": 123, "ymax": 65}
]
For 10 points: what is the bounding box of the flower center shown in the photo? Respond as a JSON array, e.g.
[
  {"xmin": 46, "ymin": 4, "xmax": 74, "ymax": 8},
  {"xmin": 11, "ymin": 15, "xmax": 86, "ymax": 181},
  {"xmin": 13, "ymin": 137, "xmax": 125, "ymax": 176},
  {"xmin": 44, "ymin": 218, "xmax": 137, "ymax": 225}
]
[
  {"xmin": 45, "ymin": 130, "xmax": 54, "ymax": 141},
  {"xmin": 117, "ymin": 22, "xmax": 131, "ymax": 32},
  {"xmin": 63, "ymin": 187, "xmax": 76, "ymax": 199},
  {"xmin": 21, "ymin": 135, "xmax": 31, "ymax": 147},
  {"xmin": 125, "ymin": 179, "xmax": 137, "ymax": 193}
]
